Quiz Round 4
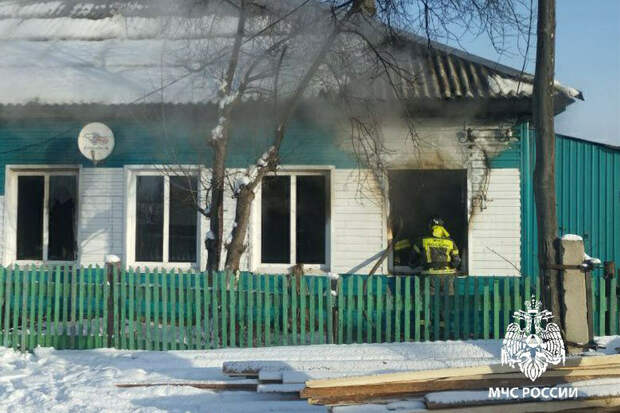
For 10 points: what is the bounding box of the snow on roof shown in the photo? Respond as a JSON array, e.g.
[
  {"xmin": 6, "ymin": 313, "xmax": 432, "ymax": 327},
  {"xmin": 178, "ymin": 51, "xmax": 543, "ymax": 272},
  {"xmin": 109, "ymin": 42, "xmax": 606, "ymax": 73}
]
[{"xmin": 0, "ymin": 0, "xmax": 584, "ymax": 107}]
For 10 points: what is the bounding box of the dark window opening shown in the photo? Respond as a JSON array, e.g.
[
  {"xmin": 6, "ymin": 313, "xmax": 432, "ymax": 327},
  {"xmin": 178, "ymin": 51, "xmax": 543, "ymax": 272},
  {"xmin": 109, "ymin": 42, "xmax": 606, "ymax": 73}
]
[
  {"xmin": 48, "ymin": 175, "xmax": 77, "ymax": 261},
  {"xmin": 261, "ymin": 176, "xmax": 290, "ymax": 263},
  {"xmin": 389, "ymin": 170, "xmax": 467, "ymax": 272},
  {"xmin": 17, "ymin": 176, "xmax": 44, "ymax": 260},
  {"xmin": 136, "ymin": 176, "xmax": 164, "ymax": 262},
  {"xmin": 296, "ymin": 176, "xmax": 326, "ymax": 264},
  {"xmin": 169, "ymin": 176, "xmax": 198, "ymax": 263}
]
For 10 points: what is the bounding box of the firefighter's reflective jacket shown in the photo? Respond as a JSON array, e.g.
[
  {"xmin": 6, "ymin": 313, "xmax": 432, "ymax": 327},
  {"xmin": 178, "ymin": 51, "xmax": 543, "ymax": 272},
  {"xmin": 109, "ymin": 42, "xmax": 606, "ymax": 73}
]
[{"xmin": 411, "ymin": 225, "xmax": 461, "ymax": 275}]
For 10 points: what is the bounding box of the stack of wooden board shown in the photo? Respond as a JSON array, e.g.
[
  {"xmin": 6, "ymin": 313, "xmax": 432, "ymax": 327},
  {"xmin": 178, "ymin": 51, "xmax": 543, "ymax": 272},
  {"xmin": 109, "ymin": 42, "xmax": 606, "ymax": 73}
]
[{"xmin": 301, "ymin": 354, "xmax": 620, "ymax": 410}]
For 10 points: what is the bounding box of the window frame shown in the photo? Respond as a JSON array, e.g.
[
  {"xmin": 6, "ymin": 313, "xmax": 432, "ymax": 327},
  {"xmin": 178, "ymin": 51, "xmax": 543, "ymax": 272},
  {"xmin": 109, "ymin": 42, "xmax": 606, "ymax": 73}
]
[
  {"xmin": 3, "ymin": 166, "xmax": 80, "ymax": 266},
  {"xmin": 386, "ymin": 168, "xmax": 470, "ymax": 275},
  {"xmin": 252, "ymin": 167, "xmax": 334, "ymax": 273},
  {"xmin": 125, "ymin": 167, "xmax": 203, "ymax": 270}
]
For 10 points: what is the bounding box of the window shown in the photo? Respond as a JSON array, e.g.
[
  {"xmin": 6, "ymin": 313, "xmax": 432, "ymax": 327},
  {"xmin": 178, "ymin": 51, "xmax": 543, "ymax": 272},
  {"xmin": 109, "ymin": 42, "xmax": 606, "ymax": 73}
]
[
  {"xmin": 389, "ymin": 169, "xmax": 467, "ymax": 273},
  {"xmin": 260, "ymin": 173, "xmax": 328, "ymax": 266},
  {"xmin": 134, "ymin": 174, "xmax": 198, "ymax": 264},
  {"xmin": 16, "ymin": 172, "xmax": 77, "ymax": 262}
]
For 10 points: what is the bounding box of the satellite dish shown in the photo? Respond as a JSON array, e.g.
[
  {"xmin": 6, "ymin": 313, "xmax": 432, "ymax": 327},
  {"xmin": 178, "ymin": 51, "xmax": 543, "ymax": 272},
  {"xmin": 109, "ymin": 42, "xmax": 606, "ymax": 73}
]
[{"xmin": 78, "ymin": 122, "xmax": 115, "ymax": 164}]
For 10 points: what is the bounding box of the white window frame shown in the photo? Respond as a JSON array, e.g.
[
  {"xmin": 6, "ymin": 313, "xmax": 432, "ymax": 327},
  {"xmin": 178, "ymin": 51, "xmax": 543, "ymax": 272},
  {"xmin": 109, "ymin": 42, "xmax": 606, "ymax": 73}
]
[
  {"xmin": 3, "ymin": 165, "xmax": 80, "ymax": 266},
  {"xmin": 125, "ymin": 167, "xmax": 203, "ymax": 270},
  {"xmin": 251, "ymin": 167, "xmax": 334, "ymax": 273}
]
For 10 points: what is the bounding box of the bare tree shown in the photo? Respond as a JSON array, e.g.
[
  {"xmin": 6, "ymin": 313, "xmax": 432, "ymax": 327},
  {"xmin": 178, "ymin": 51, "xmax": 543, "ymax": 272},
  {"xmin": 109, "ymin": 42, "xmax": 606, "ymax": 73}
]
[
  {"xmin": 155, "ymin": 0, "xmax": 533, "ymax": 273},
  {"xmin": 532, "ymin": 0, "xmax": 561, "ymax": 323}
]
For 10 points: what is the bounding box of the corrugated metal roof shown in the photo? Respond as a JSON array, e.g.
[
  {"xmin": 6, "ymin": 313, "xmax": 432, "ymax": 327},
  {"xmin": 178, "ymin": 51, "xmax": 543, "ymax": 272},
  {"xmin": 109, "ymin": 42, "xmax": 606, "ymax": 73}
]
[{"xmin": 0, "ymin": 0, "xmax": 583, "ymax": 107}]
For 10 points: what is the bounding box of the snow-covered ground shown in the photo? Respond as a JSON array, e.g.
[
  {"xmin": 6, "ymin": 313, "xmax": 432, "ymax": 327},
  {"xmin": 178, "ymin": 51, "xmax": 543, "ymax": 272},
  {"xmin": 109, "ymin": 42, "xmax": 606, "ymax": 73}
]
[{"xmin": 0, "ymin": 337, "xmax": 618, "ymax": 412}]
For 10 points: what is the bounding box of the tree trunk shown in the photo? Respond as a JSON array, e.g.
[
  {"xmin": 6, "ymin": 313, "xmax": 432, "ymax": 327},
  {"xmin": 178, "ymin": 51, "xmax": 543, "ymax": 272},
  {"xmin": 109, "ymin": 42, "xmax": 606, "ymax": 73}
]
[
  {"xmin": 206, "ymin": 139, "xmax": 227, "ymax": 273},
  {"xmin": 533, "ymin": 0, "xmax": 561, "ymax": 324},
  {"xmin": 225, "ymin": 186, "xmax": 255, "ymax": 270}
]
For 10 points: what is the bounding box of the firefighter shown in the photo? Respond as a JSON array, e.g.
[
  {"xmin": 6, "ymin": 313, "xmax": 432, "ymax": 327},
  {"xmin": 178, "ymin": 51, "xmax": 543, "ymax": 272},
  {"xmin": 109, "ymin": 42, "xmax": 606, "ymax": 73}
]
[{"xmin": 410, "ymin": 218, "xmax": 461, "ymax": 275}]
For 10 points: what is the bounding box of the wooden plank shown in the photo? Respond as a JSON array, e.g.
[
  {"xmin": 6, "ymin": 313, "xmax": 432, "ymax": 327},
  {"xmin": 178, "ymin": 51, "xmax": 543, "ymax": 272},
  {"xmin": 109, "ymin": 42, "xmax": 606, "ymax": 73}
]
[
  {"xmin": 211, "ymin": 272, "xmax": 219, "ymax": 348},
  {"xmin": 412, "ymin": 276, "xmax": 419, "ymax": 342},
  {"xmin": 473, "ymin": 277, "xmax": 480, "ymax": 339},
  {"xmin": 238, "ymin": 273, "xmax": 246, "ymax": 348},
  {"xmin": 120, "ymin": 269, "xmax": 127, "ymax": 349},
  {"xmin": 97, "ymin": 266, "xmax": 104, "ymax": 348},
  {"xmin": 128, "ymin": 268, "xmax": 136, "ymax": 350},
  {"xmin": 185, "ymin": 271, "xmax": 193, "ymax": 349},
  {"xmin": 433, "ymin": 277, "xmax": 440, "ymax": 341},
  {"xmin": 425, "ymin": 396, "xmax": 620, "ymax": 412},
  {"xmin": 21, "ymin": 266, "xmax": 29, "ymax": 351},
  {"xmin": 503, "ymin": 277, "xmax": 510, "ymax": 333},
  {"xmin": 600, "ymin": 275, "xmax": 606, "ymax": 336},
  {"xmin": 346, "ymin": 276, "xmax": 353, "ymax": 344},
  {"xmin": 194, "ymin": 272, "xmax": 201, "ymax": 349},
  {"xmin": 304, "ymin": 354, "xmax": 620, "ymax": 389},
  {"xmin": 317, "ymin": 277, "xmax": 324, "ymax": 344},
  {"xmin": 28, "ymin": 266, "xmax": 37, "ymax": 350},
  {"xmin": 299, "ymin": 275, "xmax": 305, "ymax": 346},
  {"xmin": 483, "ymin": 280, "xmax": 490, "ymax": 340},
  {"xmin": 356, "ymin": 276, "xmax": 363, "ymax": 343},
  {"xmin": 29, "ymin": 266, "xmax": 37, "ymax": 350},
  {"xmin": 45, "ymin": 267, "xmax": 54, "ymax": 347},
  {"xmin": 116, "ymin": 381, "xmax": 258, "ymax": 391},
  {"xmin": 386, "ymin": 283, "xmax": 392, "ymax": 342},
  {"xmin": 110, "ymin": 266, "xmax": 118, "ymax": 349},
  {"xmin": 87, "ymin": 266, "xmax": 95, "ymax": 349},
  {"xmin": 308, "ymin": 276, "xmax": 315, "ymax": 345},
  {"xmin": 70, "ymin": 265, "xmax": 78, "ymax": 349},
  {"xmin": 229, "ymin": 272, "xmax": 236, "ymax": 347},
  {"xmin": 454, "ymin": 277, "xmax": 460, "ymax": 339},
  {"xmin": 337, "ymin": 277, "xmax": 344, "ymax": 345},
  {"xmin": 375, "ymin": 276, "xmax": 382, "ymax": 343},
  {"xmin": 53, "ymin": 266, "xmax": 61, "ymax": 349},
  {"xmin": 177, "ymin": 271, "xmax": 185, "ymax": 349},
  {"xmin": 395, "ymin": 277, "xmax": 401, "ymax": 342},
  {"xmin": 246, "ymin": 274, "xmax": 253, "ymax": 347},
  {"xmin": 203, "ymin": 272, "xmax": 210, "ymax": 349},
  {"xmin": 264, "ymin": 274, "xmax": 271, "ymax": 347},
  {"xmin": 290, "ymin": 274, "xmax": 297, "ymax": 346},
  {"xmin": 493, "ymin": 278, "xmax": 500, "ymax": 339},
  {"xmin": 423, "ymin": 276, "xmax": 430, "ymax": 341},
  {"xmin": 366, "ymin": 275, "xmax": 373, "ymax": 343},
  {"xmin": 37, "ymin": 267, "xmax": 46, "ymax": 347},
  {"xmin": 77, "ymin": 267, "xmax": 86, "ymax": 349},
  {"xmin": 405, "ymin": 276, "xmax": 411, "ymax": 342},
  {"xmin": 273, "ymin": 276, "xmax": 280, "ymax": 345},
  {"xmin": 153, "ymin": 270, "xmax": 161, "ymax": 350},
  {"xmin": 443, "ymin": 277, "xmax": 450, "ymax": 340},
  {"xmin": 4, "ymin": 267, "xmax": 13, "ymax": 348},
  {"xmin": 255, "ymin": 274, "xmax": 262, "ymax": 347},
  {"xmin": 611, "ymin": 270, "xmax": 618, "ymax": 335},
  {"xmin": 282, "ymin": 275, "xmax": 288, "ymax": 346},
  {"xmin": 327, "ymin": 276, "xmax": 334, "ymax": 345},
  {"xmin": 12, "ymin": 266, "xmax": 21, "ymax": 350},
  {"xmin": 463, "ymin": 276, "xmax": 470, "ymax": 339}
]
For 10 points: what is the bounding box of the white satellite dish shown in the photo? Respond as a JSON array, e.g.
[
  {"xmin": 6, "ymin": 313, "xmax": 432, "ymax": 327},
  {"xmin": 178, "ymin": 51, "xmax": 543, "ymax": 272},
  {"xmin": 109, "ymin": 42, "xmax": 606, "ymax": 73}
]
[{"xmin": 78, "ymin": 122, "xmax": 115, "ymax": 164}]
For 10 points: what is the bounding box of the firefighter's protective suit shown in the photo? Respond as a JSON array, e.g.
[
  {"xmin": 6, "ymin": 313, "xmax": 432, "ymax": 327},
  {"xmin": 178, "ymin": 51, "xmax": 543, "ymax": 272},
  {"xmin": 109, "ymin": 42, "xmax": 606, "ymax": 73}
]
[{"xmin": 410, "ymin": 223, "xmax": 461, "ymax": 275}]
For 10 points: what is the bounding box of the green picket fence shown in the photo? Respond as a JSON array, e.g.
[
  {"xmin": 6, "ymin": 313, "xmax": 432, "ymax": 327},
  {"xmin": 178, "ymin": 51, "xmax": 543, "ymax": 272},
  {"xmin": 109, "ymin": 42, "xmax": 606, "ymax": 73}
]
[{"xmin": 0, "ymin": 266, "xmax": 617, "ymax": 352}]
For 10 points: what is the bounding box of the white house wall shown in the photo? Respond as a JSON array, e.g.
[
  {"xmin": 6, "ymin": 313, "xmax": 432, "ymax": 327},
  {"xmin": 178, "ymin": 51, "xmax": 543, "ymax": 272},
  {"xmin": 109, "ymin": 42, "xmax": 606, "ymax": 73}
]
[
  {"xmin": 78, "ymin": 168, "xmax": 124, "ymax": 266},
  {"xmin": 468, "ymin": 168, "xmax": 521, "ymax": 276},
  {"xmin": 332, "ymin": 169, "xmax": 386, "ymax": 274}
]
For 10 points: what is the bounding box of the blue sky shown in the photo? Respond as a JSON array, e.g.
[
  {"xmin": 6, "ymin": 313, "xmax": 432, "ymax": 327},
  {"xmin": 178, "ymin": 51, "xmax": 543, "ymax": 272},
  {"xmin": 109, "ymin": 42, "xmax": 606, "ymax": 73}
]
[{"xmin": 443, "ymin": 1, "xmax": 620, "ymax": 146}]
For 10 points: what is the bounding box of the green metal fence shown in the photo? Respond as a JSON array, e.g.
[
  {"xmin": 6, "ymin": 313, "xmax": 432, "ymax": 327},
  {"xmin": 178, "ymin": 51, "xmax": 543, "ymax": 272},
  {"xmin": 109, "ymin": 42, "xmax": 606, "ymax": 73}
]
[{"xmin": 0, "ymin": 266, "xmax": 617, "ymax": 352}]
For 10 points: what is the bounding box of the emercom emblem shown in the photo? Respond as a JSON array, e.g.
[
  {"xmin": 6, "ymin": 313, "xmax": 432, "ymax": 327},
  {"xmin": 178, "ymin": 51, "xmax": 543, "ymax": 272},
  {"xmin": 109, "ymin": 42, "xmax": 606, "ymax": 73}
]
[{"xmin": 501, "ymin": 296, "xmax": 566, "ymax": 382}]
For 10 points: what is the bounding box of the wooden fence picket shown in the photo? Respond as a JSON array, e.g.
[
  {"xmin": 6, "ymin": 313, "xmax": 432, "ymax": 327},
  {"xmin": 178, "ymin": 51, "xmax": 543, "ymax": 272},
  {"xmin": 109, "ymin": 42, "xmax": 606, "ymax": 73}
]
[{"xmin": 0, "ymin": 266, "xmax": 615, "ymax": 352}]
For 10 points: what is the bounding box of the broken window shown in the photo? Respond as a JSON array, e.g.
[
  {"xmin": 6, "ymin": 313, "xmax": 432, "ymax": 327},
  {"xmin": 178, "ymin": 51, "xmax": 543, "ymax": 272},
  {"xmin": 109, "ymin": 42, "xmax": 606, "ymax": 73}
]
[
  {"xmin": 135, "ymin": 174, "xmax": 198, "ymax": 263},
  {"xmin": 261, "ymin": 174, "xmax": 328, "ymax": 266},
  {"xmin": 16, "ymin": 173, "xmax": 77, "ymax": 261},
  {"xmin": 389, "ymin": 170, "xmax": 467, "ymax": 272}
]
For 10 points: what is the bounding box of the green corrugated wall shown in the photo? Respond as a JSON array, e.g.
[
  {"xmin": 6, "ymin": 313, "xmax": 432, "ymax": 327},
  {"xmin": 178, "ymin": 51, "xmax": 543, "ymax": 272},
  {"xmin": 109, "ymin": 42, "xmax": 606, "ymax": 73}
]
[{"xmin": 519, "ymin": 123, "xmax": 620, "ymax": 279}]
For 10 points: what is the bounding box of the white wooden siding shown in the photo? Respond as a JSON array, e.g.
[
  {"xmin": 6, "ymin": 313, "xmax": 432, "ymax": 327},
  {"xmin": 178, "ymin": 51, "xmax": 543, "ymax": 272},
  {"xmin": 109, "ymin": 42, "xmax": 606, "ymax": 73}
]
[
  {"xmin": 331, "ymin": 169, "xmax": 386, "ymax": 274},
  {"xmin": 0, "ymin": 195, "xmax": 4, "ymax": 261},
  {"xmin": 468, "ymin": 168, "xmax": 521, "ymax": 275},
  {"xmin": 78, "ymin": 168, "xmax": 124, "ymax": 265}
]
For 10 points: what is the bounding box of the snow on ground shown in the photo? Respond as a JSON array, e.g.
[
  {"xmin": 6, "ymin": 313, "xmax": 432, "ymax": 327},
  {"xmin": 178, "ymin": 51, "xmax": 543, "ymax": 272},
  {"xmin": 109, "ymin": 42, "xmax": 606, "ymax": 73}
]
[{"xmin": 0, "ymin": 337, "xmax": 617, "ymax": 412}]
